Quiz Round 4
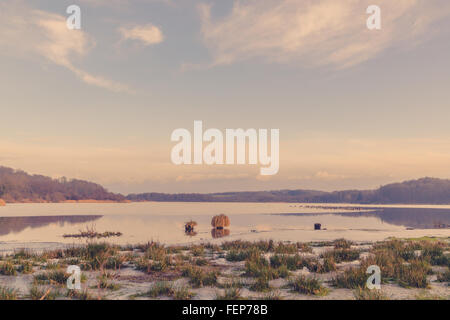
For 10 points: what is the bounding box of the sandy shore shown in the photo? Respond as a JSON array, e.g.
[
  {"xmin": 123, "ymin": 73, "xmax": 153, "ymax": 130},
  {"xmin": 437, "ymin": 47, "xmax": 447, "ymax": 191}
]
[{"xmin": 0, "ymin": 238, "xmax": 448, "ymax": 300}]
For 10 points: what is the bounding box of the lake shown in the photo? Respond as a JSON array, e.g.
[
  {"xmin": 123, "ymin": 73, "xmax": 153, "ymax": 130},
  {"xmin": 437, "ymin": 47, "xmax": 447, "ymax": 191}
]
[{"xmin": 0, "ymin": 202, "xmax": 449, "ymax": 253}]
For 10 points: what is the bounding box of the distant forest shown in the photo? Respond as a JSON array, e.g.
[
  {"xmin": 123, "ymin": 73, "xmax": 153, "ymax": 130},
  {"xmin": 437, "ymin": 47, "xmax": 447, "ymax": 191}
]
[
  {"xmin": 0, "ymin": 166, "xmax": 125, "ymax": 202},
  {"xmin": 127, "ymin": 178, "xmax": 450, "ymax": 204},
  {"xmin": 1, "ymin": 165, "xmax": 450, "ymax": 204}
]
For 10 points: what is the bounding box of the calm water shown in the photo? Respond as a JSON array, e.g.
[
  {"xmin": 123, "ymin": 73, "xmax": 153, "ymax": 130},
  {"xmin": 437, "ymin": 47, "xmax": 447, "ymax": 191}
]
[{"xmin": 0, "ymin": 202, "xmax": 449, "ymax": 252}]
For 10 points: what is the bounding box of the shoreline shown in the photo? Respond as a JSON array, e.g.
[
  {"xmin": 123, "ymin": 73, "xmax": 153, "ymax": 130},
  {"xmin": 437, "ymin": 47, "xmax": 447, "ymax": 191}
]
[
  {"xmin": 2, "ymin": 201, "xmax": 450, "ymax": 208},
  {"xmin": 1, "ymin": 199, "xmax": 131, "ymax": 204},
  {"xmin": 0, "ymin": 237, "xmax": 448, "ymax": 300}
]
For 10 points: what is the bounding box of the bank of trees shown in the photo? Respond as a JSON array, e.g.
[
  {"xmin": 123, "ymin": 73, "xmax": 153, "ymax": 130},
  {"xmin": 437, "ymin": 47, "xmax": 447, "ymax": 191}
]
[
  {"xmin": 127, "ymin": 178, "xmax": 450, "ymax": 204},
  {"xmin": 0, "ymin": 166, "xmax": 125, "ymax": 202}
]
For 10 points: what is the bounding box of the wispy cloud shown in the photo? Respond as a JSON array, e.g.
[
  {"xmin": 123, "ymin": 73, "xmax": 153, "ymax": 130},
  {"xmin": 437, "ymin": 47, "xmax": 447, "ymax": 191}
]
[
  {"xmin": 119, "ymin": 24, "xmax": 164, "ymax": 46},
  {"xmin": 0, "ymin": 2, "xmax": 134, "ymax": 93},
  {"xmin": 199, "ymin": 0, "xmax": 450, "ymax": 68},
  {"xmin": 79, "ymin": 0, "xmax": 176, "ymax": 7}
]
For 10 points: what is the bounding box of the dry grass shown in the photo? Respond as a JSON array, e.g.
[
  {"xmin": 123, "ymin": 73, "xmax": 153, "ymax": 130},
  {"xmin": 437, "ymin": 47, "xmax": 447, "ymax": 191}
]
[
  {"xmin": 288, "ymin": 276, "xmax": 329, "ymax": 296},
  {"xmin": 353, "ymin": 287, "xmax": 388, "ymax": 300}
]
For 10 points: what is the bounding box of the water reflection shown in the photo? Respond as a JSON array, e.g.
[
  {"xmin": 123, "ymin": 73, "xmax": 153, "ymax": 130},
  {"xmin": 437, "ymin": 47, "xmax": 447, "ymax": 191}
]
[
  {"xmin": 211, "ymin": 228, "xmax": 230, "ymax": 239},
  {"xmin": 0, "ymin": 215, "xmax": 102, "ymax": 236},
  {"xmin": 0, "ymin": 203, "xmax": 449, "ymax": 248},
  {"xmin": 279, "ymin": 207, "xmax": 450, "ymax": 229}
]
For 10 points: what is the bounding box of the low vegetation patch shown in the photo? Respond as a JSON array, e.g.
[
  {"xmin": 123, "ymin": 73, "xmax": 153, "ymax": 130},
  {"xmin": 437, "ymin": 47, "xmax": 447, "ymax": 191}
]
[
  {"xmin": 34, "ymin": 270, "xmax": 70, "ymax": 285},
  {"xmin": 146, "ymin": 281, "xmax": 174, "ymax": 298},
  {"xmin": 0, "ymin": 286, "xmax": 17, "ymax": 300},
  {"xmin": 17, "ymin": 260, "xmax": 33, "ymax": 274},
  {"xmin": 437, "ymin": 268, "xmax": 450, "ymax": 283},
  {"xmin": 215, "ymin": 287, "xmax": 242, "ymax": 300},
  {"xmin": 141, "ymin": 282, "xmax": 194, "ymax": 300},
  {"xmin": 332, "ymin": 267, "xmax": 367, "ymax": 289},
  {"xmin": 0, "ymin": 261, "xmax": 17, "ymax": 276},
  {"xmin": 396, "ymin": 259, "xmax": 430, "ymax": 288},
  {"xmin": 353, "ymin": 287, "xmax": 388, "ymax": 300},
  {"xmin": 333, "ymin": 239, "xmax": 353, "ymax": 249},
  {"xmin": 320, "ymin": 248, "xmax": 360, "ymax": 263},
  {"xmin": 29, "ymin": 286, "xmax": 61, "ymax": 300},
  {"xmin": 288, "ymin": 276, "xmax": 329, "ymax": 296},
  {"xmin": 182, "ymin": 266, "xmax": 218, "ymax": 288},
  {"xmin": 226, "ymin": 247, "xmax": 260, "ymax": 262}
]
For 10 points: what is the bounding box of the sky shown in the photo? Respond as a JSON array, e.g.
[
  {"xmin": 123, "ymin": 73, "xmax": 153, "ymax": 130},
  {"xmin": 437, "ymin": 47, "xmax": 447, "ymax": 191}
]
[{"xmin": 1, "ymin": 0, "xmax": 450, "ymax": 194}]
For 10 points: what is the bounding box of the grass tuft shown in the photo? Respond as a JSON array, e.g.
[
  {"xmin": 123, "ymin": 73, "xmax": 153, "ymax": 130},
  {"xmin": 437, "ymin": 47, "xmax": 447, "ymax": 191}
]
[{"xmin": 288, "ymin": 275, "xmax": 329, "ymax": 296}]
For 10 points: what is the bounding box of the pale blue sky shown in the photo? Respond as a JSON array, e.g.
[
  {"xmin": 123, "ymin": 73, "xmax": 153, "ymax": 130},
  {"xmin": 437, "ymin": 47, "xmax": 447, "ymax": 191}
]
[{"xmin": 1, "ymin": 0, "xmax": 450, "ymax": 193}]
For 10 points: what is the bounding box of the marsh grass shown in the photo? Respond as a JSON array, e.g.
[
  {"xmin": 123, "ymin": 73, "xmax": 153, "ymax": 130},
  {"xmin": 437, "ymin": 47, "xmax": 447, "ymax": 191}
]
[
  {"xmin": 319, "ymin": 256, "xmax": 337, "ymax": 273},
  {"xmin": 246, "ymin": 254, "xmax": 299, "ymax": 280},
  {"xmin": 2, "ymin": 238, "xmax": 447, "ymax": 300},
  {"xmin": 150, "ymin": 259, "xmax": 170, "ymax": 272},
  {"xmin": 245, "ymin": 255, "xmax": 278, "ymax": 279},
  {"xmin": 363, "ymin": 249, "xmax": 400, "ymax": 280},
  {"xmin": 332, "ymin": 267, "xmax": 367, "ymax": 289},
  {"xmin": 288, "ymin": 275, "xmax": 329, "ymax": 296},
  {"xmin": 431, "ymin": 254, "xmax": 450, "ymax": 267},
  {"xmin": 353, "ymin": 287, "xmax": 388, "ymax": 300},
  {"xmin": 105, "ymin": 255, "xmax": 127, "ymax": 270},
  {"xmin": 173, "ymin": 285, "xmax": 195, "ymax": 300},
  {"xmin": 136, "ymin": 281, "xmax": 194, "ymax": 299},
  {"xmin": 17, "ymin": 260, "xmax": 33, "ymax": 274},
  {"xmin": 320, "ymin": 248, "xmax": 360, "ymax": 263},
  {"xmin": 66, "ymin": 289, "xmax": 93, "ymax": 300},
  {"xmin": 0, "ymin": 286, "xmax": 17, "ymax": 300},
  {"xmin": 45, "ymin": 261, "xmax": 64, "ymax": 270},
  {"xmin": 226, "ymin": 247, "xmax": 261, "ymax": 262},
  {"xmin": 146, "ymin": 281, "xmax": 174, "ymax": 297},
  {"xmin": 190, "ymin": 245, "xmax": 205, "ymax": 257},
  {"xmin": 274, "ymin": 242, "xmax": 298, "ymax": 254},
  {"xmin": 182, "ymin": 266, "xmax": 218, "ymax": 288},
  {"xmin": 134, "ymin": 257, "xmax": 151, "ymax": 273},
  {"xmin": 194, "ymin": 258, "xmax": 209, "ymax": 266},
  {"xmin": 222, "ymin": 240, "xmax": 311, "ymax": 255},
  {"xmin": 98, "ymin": 275, "xmax": 121, "ymax": 291},
  {"xmin": 221, "ymin": 240, "xmax": 275, "ymax": 253},
  {"xmin": 276, "ymin": 265, "xmax": 290, "ymax": 278},
  {"xmin": 145, "ymin": 243, "xmax": 167, "ymax": 261},
  {"xmin": 397, "ymin": 259, "xmax": 430, "ymax": 288},
  {"xmin": 134, "ymin": 255, "xmax": 172, "ymax": 273},
  {"xmin": 297, "ymin": 242, "xmax": 313, "ymax": 253},
  {"xmin": 217, "ymin": 278, "xmax": 244, "ymax": 289},
  {"xmin": 215, "ymin": 287, "xmax": 242, "ymax": 300},
  {"xmin": 0, "ymin": 261, "xmax": 17, "ymax": 276},
  {"xmin": 261, "ymin": 290, "xmax": 283, "ymax": 300},
  {"xmin": 13, "ymin": 249, "xmax": 34, "ymax": 260},
  {"xmin": 34, "ymin": 270, "xmax": 69, "ymax": 285},
  {"xmin": 437, "ymin": 268, "xmax": 450, "ymax": 283},
  {"xmin": 29, "ymin": 286, "xmax": 61, "ymax": 300},
  {"xmin": 269, "ymin": 254, "xmax": 321, "ymax": 272},
  {"xmin": 250, "ymin": 275, "xmax": 271, "ymax": 292},
  {"xmin": 333, "ymin": 239, "xmax": 353, "ymax": 249},
  {"xmin": 333, "ymin": 241, "xmax": 434, "ymax": 289}
]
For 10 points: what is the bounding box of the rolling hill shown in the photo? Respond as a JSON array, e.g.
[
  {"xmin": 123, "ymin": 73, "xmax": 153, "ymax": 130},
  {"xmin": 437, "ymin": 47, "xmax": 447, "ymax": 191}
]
[{"xmin": 1, "ymin": 165, "xmax": 450, "ymax": 204}]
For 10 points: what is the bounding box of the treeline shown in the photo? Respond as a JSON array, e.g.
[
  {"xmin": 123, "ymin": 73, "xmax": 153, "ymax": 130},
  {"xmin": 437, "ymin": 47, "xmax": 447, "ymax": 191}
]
[
  {"xmin": 0, "ymin": 166, "xmax": 125, "ymax": 202},
  {"xmin": 2, "ymin": 165, "xmax": 450, "ymax": 204},
  {"xmin": 126, "ymin": 189, "xmax": 328, "ymax": 203},
  {"xmin": 127, "ymin": 178, "xmax": 450, "ymax": 204}
]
